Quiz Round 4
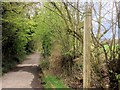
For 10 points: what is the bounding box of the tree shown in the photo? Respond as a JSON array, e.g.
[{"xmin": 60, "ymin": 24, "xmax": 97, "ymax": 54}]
[
  {"xmin": 118, "ymin": 1, "xmax": 120, "ymax": 90},
  {"xmin": 2, "ymin": 2, "xmax": 37, "ymax": 73}
]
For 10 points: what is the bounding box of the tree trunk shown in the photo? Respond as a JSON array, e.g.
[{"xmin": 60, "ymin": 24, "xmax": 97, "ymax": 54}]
[
  {"xmin": 118, "ymin": 2, "xmax": 120, "ymax": 60},
  {"xmin": 83, "ymin": 2, "xmax": 92, "ymax": 88},
  {"xmin": 118, "ymin": 2, "xmax": 120, "ymax": 90}
]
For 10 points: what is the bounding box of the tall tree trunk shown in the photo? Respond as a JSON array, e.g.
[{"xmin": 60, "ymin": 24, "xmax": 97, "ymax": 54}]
[
  {"xmin": 118, "ymin": 2, "xmax": 120, "ymax": 90},
  {"xmin": 118, "ymin": 2, "xmax": 120, "ymax": 59},
  {"xmin": 83, "ymin": 2, "xmax": 92, "ymax": 88}
]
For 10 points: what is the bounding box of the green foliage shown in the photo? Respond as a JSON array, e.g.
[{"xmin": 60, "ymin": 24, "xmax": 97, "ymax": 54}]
[
  {"xmin": 33, "ymin": 5, "xmax": 64, "ymax": 58},
  {"xmin": 2, "ymin": 2, "xmax": 37, "ymax": 73},
  {"xmin": 115, "ymin": 73, "xmax": 120, "ymax": 88},
  {"xmin": 41, "ymin": 33, "xmax": 52, "ymax": 58},
  {"xmin": 2, "ymin": 2, "xmax": 120, "ymax": 89},
  {"xmin": 115, "ymin": 74, "xmax": 120, "ymax": 80},
  {"xmin": 40, "ymin": 60, "xmax": 50, "ymax": 70},
  {"xmin": 42, "ymin": 74, "xmax": 68, "ymax": 88}
]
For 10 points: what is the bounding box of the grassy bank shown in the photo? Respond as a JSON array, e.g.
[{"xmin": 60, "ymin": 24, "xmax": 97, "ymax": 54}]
[{"xmin": 41, "ymin": 71, "xmax": 68, "ymax": 88}]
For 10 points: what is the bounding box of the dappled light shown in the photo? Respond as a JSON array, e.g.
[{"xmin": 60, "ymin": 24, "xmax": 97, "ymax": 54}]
[{"xmin": 1, "ymin": 1, "xmax": 120, "ymax": 89}]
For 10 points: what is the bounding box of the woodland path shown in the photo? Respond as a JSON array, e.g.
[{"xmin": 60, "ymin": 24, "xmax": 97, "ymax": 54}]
[{"xmin": 0, "ymin": 52, "xmax": 43, "ymax": 89}]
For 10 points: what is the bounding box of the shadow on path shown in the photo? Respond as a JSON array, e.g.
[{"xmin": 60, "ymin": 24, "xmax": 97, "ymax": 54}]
[
  {"xmin": 1, "ymin": 53, "xmax": 43, "ymax": 89},
  {"xmin": 12, "ymin": 65, "xmax": 42, "ymax": 88}
]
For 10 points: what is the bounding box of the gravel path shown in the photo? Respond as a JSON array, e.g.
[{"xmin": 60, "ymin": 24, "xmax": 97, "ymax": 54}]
[{"xmin": 0, "ymin": 52, "xmax": 43, "ymax": 89}]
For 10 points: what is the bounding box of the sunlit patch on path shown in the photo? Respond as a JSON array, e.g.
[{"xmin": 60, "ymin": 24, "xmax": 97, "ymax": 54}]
[{"xmin": 0, "ymin": 52, "xmax": 42, "ymax": 88}]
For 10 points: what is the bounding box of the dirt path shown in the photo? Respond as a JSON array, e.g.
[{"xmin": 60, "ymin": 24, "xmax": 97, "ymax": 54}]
[{"xmin": 0, "ymin": 52, "xmax": 43, "ymax": 89}]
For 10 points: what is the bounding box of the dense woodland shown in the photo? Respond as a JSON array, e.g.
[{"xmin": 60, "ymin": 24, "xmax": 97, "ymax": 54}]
[{"xmin": 1, "ymin": 1, "xmax": 120, "ymax": 89}]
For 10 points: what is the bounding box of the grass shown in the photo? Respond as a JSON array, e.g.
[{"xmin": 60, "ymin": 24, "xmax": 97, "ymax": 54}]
[{"xmin": 42, "ymin": 71, "xmax": 68, "ymax": 89}]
